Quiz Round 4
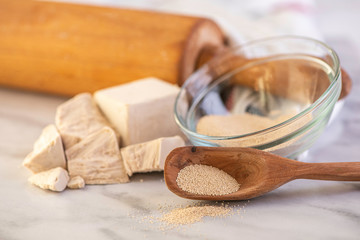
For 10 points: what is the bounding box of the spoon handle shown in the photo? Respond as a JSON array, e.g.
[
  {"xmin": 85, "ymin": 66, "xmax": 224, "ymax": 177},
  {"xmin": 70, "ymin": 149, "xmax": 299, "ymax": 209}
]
[{"xmin": 294, "ymin": 162, "xmax": 360, "ymax": 181}]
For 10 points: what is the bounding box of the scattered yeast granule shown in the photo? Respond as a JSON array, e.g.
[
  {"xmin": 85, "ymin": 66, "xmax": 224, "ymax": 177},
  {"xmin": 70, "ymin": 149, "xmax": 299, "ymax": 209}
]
[
  {"xmin": 159, "ymin": 204, "xmax": 231, "ymax": 226},
  {"xmin": 129, "ymin": 201, "xmax": 248, "ymax": 232},
  {"xmin": 176, "ymin": 164, "xmax": 240, "ymax": 196}
]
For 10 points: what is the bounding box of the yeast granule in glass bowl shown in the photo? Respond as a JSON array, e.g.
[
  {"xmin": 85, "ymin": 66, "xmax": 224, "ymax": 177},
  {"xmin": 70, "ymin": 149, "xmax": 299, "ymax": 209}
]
[{"xmin": 174, "ymin": 36, "xmax": 342, "ymax": 159}]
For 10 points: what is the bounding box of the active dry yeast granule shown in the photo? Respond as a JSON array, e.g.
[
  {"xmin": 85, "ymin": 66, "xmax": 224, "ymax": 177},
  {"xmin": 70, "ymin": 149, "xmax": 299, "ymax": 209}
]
[
  {"xmin": 196, "ymin": 112, "xmax": 312, "ymax": 149},
  {"xmin": 160, "ymin": 204, "xmax": 231, "ymax": 225},
  {"xmin": 131, "ymin": 201, "xmax": 249, "ymax": 231},
  {"xmin": 176, "ymin": 164, "xmax": 240, "ymax": 196}
]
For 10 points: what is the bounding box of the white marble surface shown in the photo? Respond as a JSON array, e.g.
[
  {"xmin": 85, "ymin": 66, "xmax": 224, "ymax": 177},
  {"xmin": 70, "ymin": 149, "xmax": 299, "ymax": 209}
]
[{"xmin": 1, "ymin": 0, "xmax": 360, "ymax": 239}]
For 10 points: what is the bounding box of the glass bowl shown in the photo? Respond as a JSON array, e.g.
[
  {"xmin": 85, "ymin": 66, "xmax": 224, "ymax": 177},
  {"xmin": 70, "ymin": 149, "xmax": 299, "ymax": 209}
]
[{"xmin": 174, "ymin": 36, "xmax": 342, "ymax": 159}]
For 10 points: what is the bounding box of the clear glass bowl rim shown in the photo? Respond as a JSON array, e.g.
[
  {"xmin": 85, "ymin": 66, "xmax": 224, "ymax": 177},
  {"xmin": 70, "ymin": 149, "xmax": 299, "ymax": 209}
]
[{"xmin": 174, "ymin": 35, "xmax": 341, "ymax": 141}]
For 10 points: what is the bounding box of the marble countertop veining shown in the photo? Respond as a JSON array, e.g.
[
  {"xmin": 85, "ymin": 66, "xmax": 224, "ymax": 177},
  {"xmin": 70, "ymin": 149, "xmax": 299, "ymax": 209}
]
[{"xmin": 1, "ymin": 1, "xmax": 360, "ymax": 239}]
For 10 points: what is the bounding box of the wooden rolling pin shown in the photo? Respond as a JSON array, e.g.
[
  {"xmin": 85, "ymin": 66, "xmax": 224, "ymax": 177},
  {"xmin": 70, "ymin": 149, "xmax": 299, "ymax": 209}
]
[
  {"xmin": 0, "ymin": 0, "xmax": 351, "ymax": 99},
  {"xmin": 0, "ymin": 0, "xmax": 226, "ymax": 96}
]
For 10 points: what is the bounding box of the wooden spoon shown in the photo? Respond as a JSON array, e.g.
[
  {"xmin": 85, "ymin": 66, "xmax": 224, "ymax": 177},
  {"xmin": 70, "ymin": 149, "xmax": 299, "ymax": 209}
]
[{"xmin": 164, "ymin": 146, "xmax": 360, "ymax": 201}]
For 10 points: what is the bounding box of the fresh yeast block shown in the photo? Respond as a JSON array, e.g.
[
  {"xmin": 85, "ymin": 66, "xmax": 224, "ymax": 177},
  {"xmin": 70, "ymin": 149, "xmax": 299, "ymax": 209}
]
[
  {"xmin": 94, "ymin": 78, "xmax": 182, "ymax": 146},
  {"xmin": 28, "ymin": 167, "xmax": 69, "ymax": 192},
  {"xmin": 23, "ymin": 124, "xmax": 66, "ymax": 173},
  {"xmin": 121, "ymin": 136, "xmax": 185, "ymax": 176},
  {"xmin": 66, "ymin": 126, "xmax": 129, "ymax": 184},
  {"xmin": 56, "ymin": 93, "xmax": 112, "ymax": 149}
]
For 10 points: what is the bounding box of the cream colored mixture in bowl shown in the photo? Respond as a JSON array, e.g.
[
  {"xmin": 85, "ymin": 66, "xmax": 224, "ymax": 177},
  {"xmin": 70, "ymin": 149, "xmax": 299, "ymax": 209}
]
[{"xmin": 174, "ymin": 36, "xmax": 342, "ymax": 159}]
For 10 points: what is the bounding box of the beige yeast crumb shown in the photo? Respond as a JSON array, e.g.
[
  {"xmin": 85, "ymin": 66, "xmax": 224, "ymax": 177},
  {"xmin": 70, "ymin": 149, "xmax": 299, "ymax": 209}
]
[
  {"xmin": 23, "ymin": 124, "xmax": 66, "ymax": 173},
  {"xmin": 66, "ymin": 126, "xmax": 129, "ymax": 184},
  {"xmin": 28, "ymin": 167, "xmax": 69, "ymax": 192},
  {"xmin": 67, "ymin": 176, "xmax": 85, "ymax": 189},
  {"xmin": 55, "ymin": 93, "xmax": 113, "ymax": 149},
  {"xmin": 121, "ymin": 135, "xmax": 185, "ymax": 176}
]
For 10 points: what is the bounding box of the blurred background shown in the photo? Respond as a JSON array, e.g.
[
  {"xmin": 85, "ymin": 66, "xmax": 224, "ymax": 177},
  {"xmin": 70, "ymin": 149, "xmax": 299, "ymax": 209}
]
[
  {"xmin": 53, "ymin": 0, "xmax": 359, "ymax": 159},
  {"xmin": 54, "ymin": 0, "xmax": 359, "ymax": 82},
  {"xmin": 52, "ymin": 0, "xmax": 358, "ymax": 46}
]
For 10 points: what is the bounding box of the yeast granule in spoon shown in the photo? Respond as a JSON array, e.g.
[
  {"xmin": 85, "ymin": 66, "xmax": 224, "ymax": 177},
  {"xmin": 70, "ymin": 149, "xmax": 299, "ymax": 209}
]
[{"xmin": 176, "ymin": 164, "xmax": 240, "ymax": 196}]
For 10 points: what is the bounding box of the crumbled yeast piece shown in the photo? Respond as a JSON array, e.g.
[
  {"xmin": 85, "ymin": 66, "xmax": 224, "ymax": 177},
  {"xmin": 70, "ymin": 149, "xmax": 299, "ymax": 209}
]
[
  {"xmin": 94, "ymin": 77, "xmax": 182, "ymax": 147},
  {"xmin": 55, "ymin": 93, "xmax": 113, "ymax": 149},
  {"xmin": 121, "ymin": 136, "xmax": 185, "ymax": 176},
  {"xmin": 67, "ymin": 176, "xmax": 85, "ymax": 189},
  {"xmin": 28, "ymin": 167, "xmax": 69, "ymax": 192},
  {"xmin": 66, "ymin": 126, "xmax": 129, "ymax": 184},
  {"xmin": 23, "ymin": 124, "xmax": 66, "ymax": 173}
]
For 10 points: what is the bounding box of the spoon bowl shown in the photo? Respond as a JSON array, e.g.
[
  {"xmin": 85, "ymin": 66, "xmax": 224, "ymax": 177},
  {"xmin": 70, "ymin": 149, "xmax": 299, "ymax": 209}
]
[{"xmin": 164, "ymin": 146, "xmax": 360, "ymax": 201}]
